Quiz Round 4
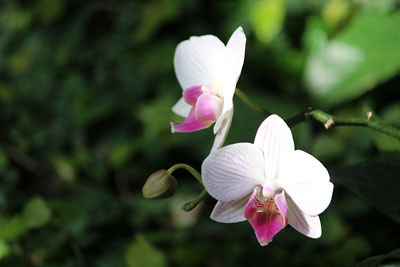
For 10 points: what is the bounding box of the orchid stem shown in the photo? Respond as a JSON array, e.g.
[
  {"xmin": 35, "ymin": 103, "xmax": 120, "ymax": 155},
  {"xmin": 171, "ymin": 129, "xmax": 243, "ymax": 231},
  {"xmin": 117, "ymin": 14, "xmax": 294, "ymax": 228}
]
[
  {"xmin": 235, "ymin": 88, "xmax": 271, "ymax": 117},
  {"xmin": 167, "ymin": 163, "xmax": 202, "ymax": 184},
  {"xmin": 181, "ymin": 189, "xmax": 208, "ymax": 211},
  {"xmin": 286, "ymin": 109, "xmax": 400, "ymax": 140},
  {"xmin": 166, "ymin": 164, "xmax": 208, "ymax": 211}
]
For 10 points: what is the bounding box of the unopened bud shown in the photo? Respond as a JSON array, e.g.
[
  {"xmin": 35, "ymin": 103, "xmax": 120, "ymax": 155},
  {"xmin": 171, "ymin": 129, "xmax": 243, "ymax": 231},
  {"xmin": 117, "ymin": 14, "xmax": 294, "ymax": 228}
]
[{"xmin": 142, "ymin": 169, "xmax": 177, "ymax": 199}]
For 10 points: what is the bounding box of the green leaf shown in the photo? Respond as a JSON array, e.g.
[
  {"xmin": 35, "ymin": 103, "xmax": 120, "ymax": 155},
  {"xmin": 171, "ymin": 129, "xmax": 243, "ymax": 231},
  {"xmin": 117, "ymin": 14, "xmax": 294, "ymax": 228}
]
[
  {"xmin": 249, "ymin": 0, "xmax": 286, "ymax": 43},
  {"xmin": 356, "ymin": 248, "xmax": 400, "ymax": 267},
  {"xmin": 331, "ymin": 162, "xmax": 400, "ymax": 223},
  {"xmin": 322, "ymin": 0, "xmax": 349, "ymax": 26},
  {"xmin": 22, "ymin": 197, "xmax": 52, "ymax": 229},
  {"xmin": 0, "ymin": 216, "xmax": 27, "ymax": 241},
  {"xmin": 0, "ymin": 239, "xmax": 10, "ymax": 260},
  {"xmin": 125, "ymin": 235, "xmax": 166, "ymax": 267},
  {"xmin": 305, "ymin": 11, "xmax": 400, "ymax": 106},
  {"xmin": 48, "ymin": 200, "xmax": 83, "ymax": 223}
]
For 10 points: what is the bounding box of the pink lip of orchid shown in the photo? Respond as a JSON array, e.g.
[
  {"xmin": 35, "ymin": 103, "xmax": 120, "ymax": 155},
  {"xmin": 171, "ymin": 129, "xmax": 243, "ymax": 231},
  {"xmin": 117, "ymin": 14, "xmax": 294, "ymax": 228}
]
[
  {"xmin": 202, "ymin": 115, "xmax": 334, "ymax": 246},
  {"xmin": 171, "ymin": 27, "xmax": 246, "ymax": 151}
]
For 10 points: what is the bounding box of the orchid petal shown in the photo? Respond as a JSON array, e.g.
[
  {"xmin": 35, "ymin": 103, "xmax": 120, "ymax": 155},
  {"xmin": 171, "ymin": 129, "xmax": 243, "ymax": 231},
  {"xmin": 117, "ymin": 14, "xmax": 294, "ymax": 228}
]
[
  {"xmin": 202, "ymin": 143, "xmax": 265, "ymax": 202},
  {"xmin": 211, "ymin": 108, "xmax": 233, "ymax": 152},
  {"xmin": 275, "ymin": 191, "xmax": 288, "ymax": 219},
  {"xmin": 210, "ymin": 197, "xmax": 249, "ymax": 223},
  {"xmin": 286, "ymin": 195, "xmax": 322, "ymax": 238},
  {"xmin": 183, "ymin": 85, "xmax": 212, "ymax": 105},
  {"xmin": 254, "ymin": 115, "xmax": 295, "ymax": 180},
  {"xmin": 172, "ymin": 97, "xmax": 191, "ymax": 118},
  {"xmin": 174, "ymin": 35, "xmax": 226, "ymax": 90},
  {"xmin": 244, "ymin": 188, "xmax": 287, "ymax": 246},
  {"xmin": 195, "ymin": 93, "xmax": 223, "ymax": 122},
  {"xmin": 277, "ymin": 150, "xmax": 333, "ymax": 216},
  {"xmin": 171, "ymin": 108, "xmax": 212, "ymax": 133},
  {"xmin": 222, "ymin": 26, "xmax": 246, "ymax": 114}
]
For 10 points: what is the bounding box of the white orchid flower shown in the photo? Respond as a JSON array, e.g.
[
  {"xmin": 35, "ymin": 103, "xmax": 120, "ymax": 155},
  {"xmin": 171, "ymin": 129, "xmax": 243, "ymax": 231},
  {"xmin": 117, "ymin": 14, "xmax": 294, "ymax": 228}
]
[
  {"xmin": 171, "ymin": 27, "xmax": 246, "ymax": 151},
  {"xmin": 202, "ymin": 115, "xmax": 334, "ymax": 246}
]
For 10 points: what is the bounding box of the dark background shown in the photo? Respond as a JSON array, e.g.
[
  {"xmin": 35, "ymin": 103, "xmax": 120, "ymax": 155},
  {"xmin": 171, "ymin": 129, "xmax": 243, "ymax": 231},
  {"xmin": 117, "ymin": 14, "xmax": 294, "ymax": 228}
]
[{"xmin": 0, "ymin": 0, "xmax": 399, "ymax": 266}]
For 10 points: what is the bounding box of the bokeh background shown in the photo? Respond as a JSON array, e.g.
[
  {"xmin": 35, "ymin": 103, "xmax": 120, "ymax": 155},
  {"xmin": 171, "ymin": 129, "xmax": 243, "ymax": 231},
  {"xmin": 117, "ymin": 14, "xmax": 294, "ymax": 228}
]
[{"xmin": 0, "ymin": 0, "xmax": 399, "ymax": 266}]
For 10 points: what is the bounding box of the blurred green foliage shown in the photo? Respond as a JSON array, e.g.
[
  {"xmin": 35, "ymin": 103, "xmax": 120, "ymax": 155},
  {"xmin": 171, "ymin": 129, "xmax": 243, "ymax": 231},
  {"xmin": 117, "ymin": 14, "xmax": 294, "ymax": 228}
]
[{"xmin": 0, "ymin": 0, "xmax": 399, "ymax": 266}]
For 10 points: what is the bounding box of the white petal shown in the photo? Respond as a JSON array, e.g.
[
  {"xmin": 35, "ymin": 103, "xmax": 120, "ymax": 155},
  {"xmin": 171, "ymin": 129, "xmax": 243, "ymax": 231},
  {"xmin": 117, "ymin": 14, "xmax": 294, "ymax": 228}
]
[
  {"xmin": 276, "ymin": 150, "xmax": 334, "ymax": 216},
  {"xmin": 202, "ymin": 143, "xmax": 265, "ymax": 202},
  {"xmin": 211, "ymin": 108, "xmax": 233, "ymax": 151},
  {"xmin": 254, "ymin": 115, "xmax": 295, "ymax": 180},
  {"xmin": 222, "ymin": 27, "xmax": 247, "ymax": 113},
  {"xmin": 286, "ymin": 195, "xmax": 321, "ymax": 238},
  {"xmin": 174, "ymin": 34, "xmax": 226, "ymax": 90},
  {"xmin": 210, "ymin": 197, "xmax": 249, "ymax": 223},
  {"xmin": 172, "ymin": 97, "xmax": 192, "ymax": 118}
]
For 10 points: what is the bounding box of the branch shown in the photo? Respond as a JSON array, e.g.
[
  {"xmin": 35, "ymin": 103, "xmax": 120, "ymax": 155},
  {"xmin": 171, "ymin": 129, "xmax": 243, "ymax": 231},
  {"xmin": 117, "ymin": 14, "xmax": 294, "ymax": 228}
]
[{"xmin": 286, "ymin": 109, "xmax": 400, "ymax": 140}]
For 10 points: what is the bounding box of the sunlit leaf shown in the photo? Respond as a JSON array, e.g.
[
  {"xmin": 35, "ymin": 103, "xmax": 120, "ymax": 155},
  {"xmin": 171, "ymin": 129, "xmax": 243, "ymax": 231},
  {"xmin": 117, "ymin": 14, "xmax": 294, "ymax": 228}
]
[
  {"xmin": 305, "ymin": 11, "xmax": 400, "ymax": 106},
  {"xmin": 125, "ymin": 235, "xmax": 166, "ymax": 267},
  {"xmin": 0, "ymin": 239, "xmax": 10, "ymax": 260},
  {"xmin": 23, "ymin": 197, "xmax": 52, "ymax": 229},
  {"xmin": 0, "ymin": 216, "xmax": 26, "ymax": 241},
  {"xmin": 249, "ymin": 0, "xmax": 286, "ymax": 43},
  {"xmin": 322, "ymin": 0, "xmax": 349, "ymax": 26}
]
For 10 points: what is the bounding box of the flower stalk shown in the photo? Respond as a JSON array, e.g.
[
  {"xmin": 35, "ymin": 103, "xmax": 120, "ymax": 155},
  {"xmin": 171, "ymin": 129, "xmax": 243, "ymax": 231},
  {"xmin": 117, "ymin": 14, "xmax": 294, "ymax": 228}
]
[
  {"xmin": 181, "ymin": 189, "xmax": 208, "ymax": 211},
  {"xmin": 167, "ymin": 163, "xmax": 202, "ymax": 184},
  {"xmin": 235, "ymin": 88, "xmax": 271, "ymax": 117}
]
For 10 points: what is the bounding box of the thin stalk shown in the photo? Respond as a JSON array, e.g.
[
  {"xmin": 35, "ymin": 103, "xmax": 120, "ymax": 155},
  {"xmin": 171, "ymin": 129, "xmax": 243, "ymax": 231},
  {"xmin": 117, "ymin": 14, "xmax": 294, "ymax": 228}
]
[
  {"xmin": 181, "ymin": 189, "xmax": 208, "ymax": 211},
  {"xmin": 166, "ymin": 164, "xmax": 208, "ymax": 211},
  {"xmin": 168, "ymin": 163, "xmax": 202, "ymax": 184},
  {"xmin": 235, "ymin": 88, "xmax": 271, "ymax": 117}
]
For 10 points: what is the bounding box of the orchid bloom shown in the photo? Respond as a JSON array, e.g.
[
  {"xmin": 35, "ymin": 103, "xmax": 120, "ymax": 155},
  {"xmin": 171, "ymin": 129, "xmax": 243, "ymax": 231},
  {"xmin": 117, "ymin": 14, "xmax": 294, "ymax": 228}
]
[
  {"xmin": 202, "ymin": 115, "xmax": 334, "ymax": 246},
  {"xmin": 171, "ymin": 27, "xmax": 246, "ymax": 151}
]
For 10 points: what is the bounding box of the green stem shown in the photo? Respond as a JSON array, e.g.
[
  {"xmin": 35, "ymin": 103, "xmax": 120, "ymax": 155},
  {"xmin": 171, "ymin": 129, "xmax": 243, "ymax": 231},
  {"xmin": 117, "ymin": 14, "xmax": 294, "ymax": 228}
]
[
  {"xmin": 181, "ymin": 189, "xmax": 208, "ymax": 211},
  {"xmin": 167, "ymin": 163, "xmax": 202, "ymax": 184},
  {"xmin": 235, "ymin": 88, "xmax": 271, "ymax": 117},
  {"xmin": 287, "ymin": 109, "xmax": 400, "ymax": 141},
  {"xmin": 285, "ymin": 107, "xmax": 313, "ymax": 128},
  {"xmin": 165, "ymin": 164, "xmax": 207, "ymax": 211}
]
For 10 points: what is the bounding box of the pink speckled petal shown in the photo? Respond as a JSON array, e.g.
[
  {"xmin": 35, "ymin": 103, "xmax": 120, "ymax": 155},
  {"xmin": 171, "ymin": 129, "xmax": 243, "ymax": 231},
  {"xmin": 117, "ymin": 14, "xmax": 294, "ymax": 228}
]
[
  {"xmin": 195, "ymin": 92, "xmax": 223, "ymax": 123},
  {"xmin": 276, "ymin": 150, "xmax": 333, "ymax": 216},
  {"xmin": 202, "ymin": 143, "xmax": 265, "ymax": 202},
  {"xmin": 244, "ymin": 188, "xmax": 287, "ymax": 246},
  {"xmin": 275, "ymin": 191, "xmax": 288, "ymax": 219},
  {"xmin": 171, "ymin": 108, "xmax": 212, "ymax": 133},
  {"xmin": 254, "ymin": 115, "xmax": 295, "ymax": 180},
  {"xmin": 286, "ymin": 194, "xmax": 321, "ymax": 238},
  {"xmin": 210, "ymin": 196, "xmax": 249, "ymax": 223}
]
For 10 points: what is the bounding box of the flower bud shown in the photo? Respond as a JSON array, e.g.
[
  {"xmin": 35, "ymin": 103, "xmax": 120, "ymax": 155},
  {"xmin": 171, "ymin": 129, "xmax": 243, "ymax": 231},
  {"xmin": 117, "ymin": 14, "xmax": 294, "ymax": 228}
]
[{"xmin": 142, "ymin": 169, "xmax": 177, "ymax": 199}]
